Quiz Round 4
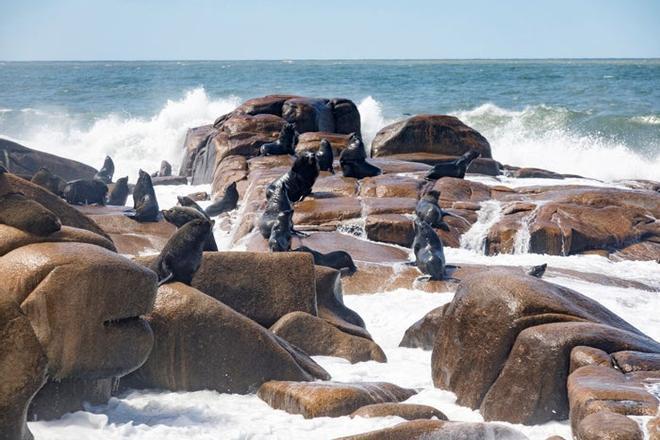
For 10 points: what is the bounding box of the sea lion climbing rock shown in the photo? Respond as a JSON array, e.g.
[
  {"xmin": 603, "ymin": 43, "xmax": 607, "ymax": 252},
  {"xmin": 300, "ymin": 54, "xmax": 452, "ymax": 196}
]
[
  {"xmin": 107, "ymin": 176, "xmax": 129, "ymax": 206},
  {"xmin": 294, "ymin": 246, "xmax": 357, "ymax": 274},
  {"xmin": 339, "ymin": 133, "xmax": 381, "ymax": 179},
  {"xmin": 260, "ymin": 123, "xmax": 297, "ymax": 156},
  {"xmin": 150, "ymin": 218, "xmax": 211, "ymax": 286},
  {"xmin": 266, "ymin": 152, "xmax": 319, "ymax": 203},
  {"xmin": 30, "ymin": 167, "xmax": 66, "ymax": 196},
  {"xmin": 126, "ymin": 169, "xmax": 159, "ymax": 222},
  {"xmin": 415, "ymin": 190, "xmax": 450, "ymax": 231},
  {"xmin": 205, "ymin": 181, "xmax": 239, "ymax": 217},
  {"xmin": 163, "ymin": 206, "xmax": 218, "ymax": 251},
  {"xmin": 177, "ymin": 195, "xmax": 208, "ymax": 217},
  {"xmin": 425, "ymin": 150, "xmax": 481, "ymax": 180},
  {"xmin": 93, "ymin": 156, "xmax": 115, "ymax": 184},
  {"xmin": 0, "ymin": 192, "xmax": 62, "ymax": 237},
  {"xmin": 411, "ymin": 219, "xmax": 447, "ymax": 280},
  {"xmin": 268, "ymin": 210, "xmax": 293, "ymax": 252},
  {"xmin": 316, "ymin": 138, "xmax": 335, "ymax": 173},
  {"xmin": 62, "ymin": 179, "xmax": 108, "ymax": 205},
  {"xmin": 259, "ymin": 186, "xmax": 294, "ymax": 239}
]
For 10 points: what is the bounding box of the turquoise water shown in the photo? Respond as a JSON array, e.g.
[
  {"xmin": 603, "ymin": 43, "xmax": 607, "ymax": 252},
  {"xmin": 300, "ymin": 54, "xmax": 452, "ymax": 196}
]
[{"xmin": 0, "ymin": 60, "xmax": 658, "ymax": 180}]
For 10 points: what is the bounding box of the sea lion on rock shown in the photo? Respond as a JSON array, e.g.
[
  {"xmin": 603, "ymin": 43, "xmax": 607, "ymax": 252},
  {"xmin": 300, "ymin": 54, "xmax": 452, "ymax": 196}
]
[
  {"xmin": 293, "ymin": 246, "xmax": 357, "ymax": 274},
  {"xmin": 0, "ymin": 192, "xmax": 62, "ymax": 236},
  {"xmin": 268, "ymin": 210, "xmax": 293, "ymax": 252},
  {"xmin": 163, "ymin": 206, "xmax": 218, "ymax": 251},
  {"xmin": 266, "ymin": 152, "xmax": 319, "ymax": 202},
  {"xmin": 152, "ymin": 160, "xmax": 172, "ymax": 177},
  {"xmin": 93, "ymin": 155, "xmax": 115, "ymax": 184},
  {"xmin": 177, "ymin": 195, "xmax": 208, "ymax": 217},
  {"xmin": 150, "ymin": 218, "xmax": 211, "ymax": 286},
  {"xmin": 415, "ymin": 190, "xmax": 450, "ymax": 231},
  {"xmin": 62, "ymin": 179, "xmax": 108, "ymax": 205},
  {"xmin": 411, "ymin": 218, "xmax": 446, "ymax": 280},
  {"xmin": 528, "ymin": 263, "xmax": 547, "ymax": 278},
  {"xmin": 107, "ymin": 176, "xmax": 129, "ymax": 206},
  {"xmin": 259, "ymin": 186, "xmax": 295, "ymax": 239},
  {"xmin": 425, "ymin": 150, "xmax": 481, "ymax": 180},
  {"xmin": 31, "ymin": 167, "xmax": 66, "ymax": 196},
  {"xmin": 339, "ymin": 133, "xmax": 381, "ymax": 179},
  {"xmin": 205, "ymin": 182, "xmax": 239, "ymax": 217},
  {"xmin": 126, "ymin": 169, "xmax": 159, "ymax": 222},
  {"xmin": 260, "ymin": 123, "xmax": 297, "ymax": 156},
  {"xmin": 316, "ymin": 138, "xmax": 334, "ymax": 174}
]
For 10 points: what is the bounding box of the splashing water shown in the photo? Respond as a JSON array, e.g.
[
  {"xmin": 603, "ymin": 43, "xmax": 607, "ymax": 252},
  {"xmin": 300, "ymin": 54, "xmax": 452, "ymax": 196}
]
[{"xmin": 459, "ymin": 200, "xmax": 503, "ymax": 254}]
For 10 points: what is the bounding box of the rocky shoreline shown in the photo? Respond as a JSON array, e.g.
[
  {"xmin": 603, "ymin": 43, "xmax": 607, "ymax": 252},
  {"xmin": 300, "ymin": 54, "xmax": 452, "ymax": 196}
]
[{"xmin": 1, "ymin": 94, "xmax": 659, "ymax": 440}]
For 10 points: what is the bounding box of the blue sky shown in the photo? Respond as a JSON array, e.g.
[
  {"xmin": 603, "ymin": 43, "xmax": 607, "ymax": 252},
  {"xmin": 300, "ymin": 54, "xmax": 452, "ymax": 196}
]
[{"xmin": 1, "ymin": 0, "xmax": 659, "ymax": 60}]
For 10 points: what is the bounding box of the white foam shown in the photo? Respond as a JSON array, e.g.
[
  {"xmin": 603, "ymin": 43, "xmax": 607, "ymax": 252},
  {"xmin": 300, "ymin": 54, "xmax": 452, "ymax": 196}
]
[
  {"xmin": 631, "ymin": 115, "xmax": 660, "ymax": 125},
  {"xmin": 357, "ymin": 96, "xmax": 396, "ymax": 152}
]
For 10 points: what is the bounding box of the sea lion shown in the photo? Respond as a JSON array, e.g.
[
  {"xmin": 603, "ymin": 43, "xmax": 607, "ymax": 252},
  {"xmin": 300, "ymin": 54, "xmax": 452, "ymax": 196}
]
[
  {"xmin": 293, "ymin": 246, "xmax": 357, "ymax": 274},
  {"xmin": 266, "ymin": 152, "xmax": 319, "ymax": 202},
  {"xmin": 30, "ymin": 167, "xmax": 66, "ymax": 196},
  {"xmin": 150, "ymin": 218, "xmax": 211, "ymax": 286},
  {"xmin": 268, "ymin": 210, "xmax": 293, "ymax": 252},
  {"xmin": 177, "ymin": 195, "xmax": 208, "ymax": 217},
  {"xmin": 163, "ymin": 206, "xmax": 218, "ymax": 251},
  {"xmin": 107, "ymin": 176, "xmax": 129, "ymax": 206},
  {"xmin": 527, "ymin": 263, "xmax": 547, "ymax": 278},
  {"xmin": 339, "ymin": 133, "xmax": 381, "ymax": 179},
  {"xmin": 62, "ymin": 179, "xmax": 108, "ymax": 205},
  {"xmin": 316, "ymin": 138, "xmax": 334, "ymax": 174},
  {"xmin": 425, "ymin": 150, "xmax": 481, "ymax": 180},
  {"xmin": 205, "ymin": 182, "xmax": 239, "ymax": 217},
  {"xmin": 415, "ymin": 190, "xmax": 450, "ymax": 231},
  {"xmin": 260, "ymin": 123, "xmax": 297, "ymax": 156},
  {"xmin": 126, "ymin": 169, "xmax": 159, "ymax": 222},
  {"xmin": 411, "ymin": 218, "xmax": 446, "ymax": 280},
  {"xmin": 259, "ymin": 186, "xmax": 294, "ymax": 239},
  {"xmin": 0, "ymin": 192, "xmax": 62, "ymax": 236},
  {"xmin": 93, "ymin": 156, "xmax": 115, "ymax": 184}
]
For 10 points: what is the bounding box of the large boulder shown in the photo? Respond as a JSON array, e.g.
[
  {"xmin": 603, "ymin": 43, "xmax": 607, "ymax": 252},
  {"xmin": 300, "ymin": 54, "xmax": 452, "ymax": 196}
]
[
  {"xmin": 257, "ymin": 381, "xmax": 416, "ymax": 418},
  {"xmin": 0, "ymin": 138, "xmax": 97, "ymax": 180},
  {"xmin": 399, "ymin": 305, "xmax": 446, "ymax": 350},
  {"xmin": 371, "ymin": 115, "xmax": 492, "ymax": 159},
  {"xmin": 337, "ymin": 420, "xmax": 529, "ymax": 440},
  {"xmin": 0, "ymin": 224, "xmax": 115, "ymax": 257},
  {"xmin": 121, "ymin": 283, "xmax": 328, "ymax": 393},
  {"xmin": 431, "ymin": 270, "xmax": 660, "ymax": 425},
  {"xmin": 351, "ymin": 403, "xmax": 447, "ymax": 421}
]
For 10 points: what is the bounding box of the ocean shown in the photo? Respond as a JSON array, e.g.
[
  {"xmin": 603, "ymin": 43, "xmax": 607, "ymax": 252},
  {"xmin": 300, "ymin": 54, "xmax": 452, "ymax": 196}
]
[{"xmin": 1, "ymin": 59, "xmax": 659, "ymax": 181}]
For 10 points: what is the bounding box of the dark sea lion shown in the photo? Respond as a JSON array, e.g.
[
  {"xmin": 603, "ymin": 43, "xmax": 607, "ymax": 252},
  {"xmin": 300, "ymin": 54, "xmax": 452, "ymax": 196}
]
[
  {"xmin": 163, "ymin": 206, "xmax": 218, "ymax": 251},
  {"xmin": 339, "ymin": 133, "xmax": 381, "ymax": 179},
  {"xmin": 411, "ymin": 218, "xmax": 446, "ymax": 280},
  {"xmin": 62, "ymin": 179, "xmax": 108, "ymax": 205},
  {"xmin": 93, "ymin": 156, "xmax": 115, "ymax": 184},
  {"xmin": 150, "ymin": 218, "xmax": 211, "ymax": 286},
  {"xmin": 107, "ymin": 176, "xmax": 129, "ymax": 206},
  {"xmin": 415, "ymin": 190, "xmax": 450, "ymax": 231},
  {"xmin": 268, "ymin": 210, "xmax": 293, "ymax": 252},
  {"xmin": 30, "ymin": 167, "xmax": 66, "ymax": 196},
  {"xmin": 425, "ymin": 150, "xmax": 481, "ymax": 180},
  {"xmin": 205, "ymin": 182, "xmax": 239, "ymax": 217},
  {"xmin": 177, "ymin": 195, "xmax": 208, "ymax": 217},
  {"xmin": 266, "ymin": 152, "xmax": 319, "ymax": 202},
  {"xmin": 156, "ymin": 160, "xmax": 172, "ymax": 177},
  {"xmin": 260, "ymin": 123, "xmax": 297, "ymax": 156},
  {"xmin": 527, "ymin": 263, "xmax": 547, "ymax": 278},
  {"xmin": 126, "ymin": 169, "xmax": 159, "ymax": 222},
  {"xmin": 0, "ymin": 192, "xmax": 62, "ymax": 236},
  {"xmin": 259, "ymin": 186, "xmax": 294, "ymax": 239},
  {"xmin": 293, "ymin": 245, "xmax": 357, "ymax": 274},
  {"xmin": 316, "ymin": 138, "xmax": 335, "ymax": 174}
]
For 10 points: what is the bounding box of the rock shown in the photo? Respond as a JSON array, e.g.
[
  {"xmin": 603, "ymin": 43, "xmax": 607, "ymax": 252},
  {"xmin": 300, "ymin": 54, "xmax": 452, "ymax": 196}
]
[
  {"xmin": 233, "ymin": 94, "xmax": 300, "ymax": 117},
  {"xmin": 351, "ymin": 403, "xmax": 447, "ymax": 421},
  {"xmin": 294, "ymin": 232, "xmax": 410, "ymax": 264},
  {"xmin": 314, "ymin": 266, "xmax": 369, "ymax": 338},
  {"xmin": 282, "ymin": 97, "xmax": 335, "ymax": 133},
  {"xmin": 0, "ymin": 138, "xmax": 97, "ymax": 180},
  {"xmin": 211, "ymin": 155, "xmax": 248, "ymax": 199},
  {"xmin": 512, "ymin": 167, "xmax": 564, "ymax": 179},
  {"xmin": 611, "ymin": 241, "xmax": 660, "ymax": 262},
  {"xmin": 359, "ymin": 174, "xmax": 424, "ymax": 199},
  {"xmin": 294, "ymin": 197, "xmax": 362, "ymax": 225},
  {"xmin": 186, "ymin": 191, "xmax": 210, "ymax": 201},
  {"xmin": 257, "ymin": 381, "xmax": 416, "ymax": 418},
  {"xmin": 371, "ymin": 115, "xmax": 492, "ymax": 159},
  {"xmin": 365, "ymin": 214, "xmax": 415, "ymax": 247},
  {"xmin": 611, "ymin": 350, "xmax": 660, "ymax": 372},
  {"xmin": 1, "ymin": 172, "xmax": 109, "ymax": 239},
  {"xmin": 270, "ymin": 312, "xmax": 386, "ymax": 363},
  {"xmin": 150, "ymin": 175, "xmax": 188, "ymax": 186},
  {"xmin": 569, "ymin": 346, "xmax": 612, "ymax": 373},
  {"xmin": 0, "ymin": 242, "xmax": 157, "ymax": 381},
  {"xmin": 0, "ymin": 296, "xmax": 47, "ymax": 440},
  {"xmin": 0, "ymin": 224, "xmax": 115, "ymax": 257},
  {"xmin": 362, "ymin": 197, "xmax": 417, "ymax": 216},
  {"xmin": 179, "ymin": 124, "xmax": 216, "ymax": 179},
  {"xmin": 399, "ymin": 305, "xmax": 446, "ymax": 350},
  {"xmin": 295, "ymin": 131, "xmax": 352, "ymax": 156},
  {"xmin": 576, "ymin": 411, "xmax": 643, "ymax": 440},
  {"xmin": 384, "ymin": 153, "xmax": 501, "ymax": 176},
  {"xmin": 336, "ymin": 419, "xmax": 529, "ymax": 440},
  {"xmin": 431, "ymin": 270, "xmax": 660, "ymax": 425},
  {"xmin": 122, "ymin": 283, "xmax": 328, "ymax": 393}
]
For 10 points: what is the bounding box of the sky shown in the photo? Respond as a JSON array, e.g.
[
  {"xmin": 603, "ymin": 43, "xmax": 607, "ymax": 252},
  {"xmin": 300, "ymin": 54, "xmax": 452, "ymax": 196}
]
[{"xmin": 1, "ymin": 0, "xmax": 659, "ymax": 60}]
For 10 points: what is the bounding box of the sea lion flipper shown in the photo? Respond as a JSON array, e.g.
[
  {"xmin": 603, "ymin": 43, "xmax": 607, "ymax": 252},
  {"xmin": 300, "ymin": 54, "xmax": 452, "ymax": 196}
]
[
  {"xmin": 291, "ymin": 228, "xmax": 309, "ymax": 238},
  {"xmin": 157, "ymin": 271, "xmax": 174, "ymax": 286}
]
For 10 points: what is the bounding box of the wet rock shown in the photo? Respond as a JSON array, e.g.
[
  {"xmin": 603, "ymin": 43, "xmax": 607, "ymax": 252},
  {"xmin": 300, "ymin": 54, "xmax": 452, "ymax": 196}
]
[
  {"xmin": 0, "ymin": 224, "xmax": 115, "ymax": 257},
  {"xmin": 431, "ymin": 177, "xmax": 492, "ymax": 204},
  {"xmin": 336, "ymin": 419, "xmax": 529, "ymax": 440},
  {"xmin": 359, "ymin": 174, "xmax": 424, "ymax": 199},
  {"xmin": 294, "ymin": 197, "xmax": 362, "ymax": 225},
  {"xmin": 385, "ymin": 153, "xmax": 501, "ymax": 176},
  {"xmin": 431, "ymin": 270, "xmax": 660, "ymax": 425},
  {"xmin": 186, "ymin": 191, "xmax": 210, "ymax": 201},
  {"xmin": 512, "ymin": 167, "xmax": 564, "ymax": 179},
  {"xmin": 179, "ymin": 124, "xmax": 216, "ymax": 180},
  {"xmin": 362, "ymin": 197, "xmax": 417, "ymax": 216},
  {"xmin": 257, "ymin": 381, "xmax": 416, "ymax": 418},
  {"xmin": 312, "ymin": 174, "xmax": 358, "ymax": 198},
  {"xmin": 611, "ymin": 350, "xmax": 660, "ymax": 372},
  {"xmin": 122, "ymin": 283, "xmax": 328, "ymax": 393},
  {"xmin": 150, "ymin": 175, "xmax": 188, "ymax": 186},
  {"xmin": 569, "ymin": 346, "xmax": 612, "ymax": 373},
  {"xmin": 399, "ymin": 305, "xmax": 446, "ymax": 350},
  {"xmin": 351, "ymin": 403, "xmax": 447, "ymax": 421},
  {"xmin": 365, "ymin": 214, "xmax": 415, "ymax": 247},
  {"xmin": 369, "ymin": 158, "xmax": 432, "ymax": 174},
  {"xmin": 577, "ymin": 411, "xmax": 643, "ymax": 440},
  {"xmin": 610, "ymin": 241, "xmax": 660, "ymax": 262},
  {"xmin": 295, "ymin": 232, "xmax": 410, "ymax": 264},
  {"xmin": 371, "ymin": 115, "xmax": 492, "ymax": 159},
  {"xmin": 271, "ymin": 312, "xmax": 386, "ymax": 363},
  {"xmin": 296, "ymin": 131, "xmax": 352, "ymax": 156},
  {"xmin": 211, "ymin": 154, "xmax": 248, "ymax": 199}
]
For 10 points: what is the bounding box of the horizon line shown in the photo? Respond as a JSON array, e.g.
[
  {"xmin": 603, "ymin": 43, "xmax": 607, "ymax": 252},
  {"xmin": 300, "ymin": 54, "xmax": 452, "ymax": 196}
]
[{"xmin": 2, "ymin": 57, "xmax": 660, "ymax": 63}]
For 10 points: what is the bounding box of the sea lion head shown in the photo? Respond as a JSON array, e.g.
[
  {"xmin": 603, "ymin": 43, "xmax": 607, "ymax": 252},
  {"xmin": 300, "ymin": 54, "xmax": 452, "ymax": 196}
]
[{"xmin": 424, "ymin": 190, "xmax": 441, "ymax": 203}]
